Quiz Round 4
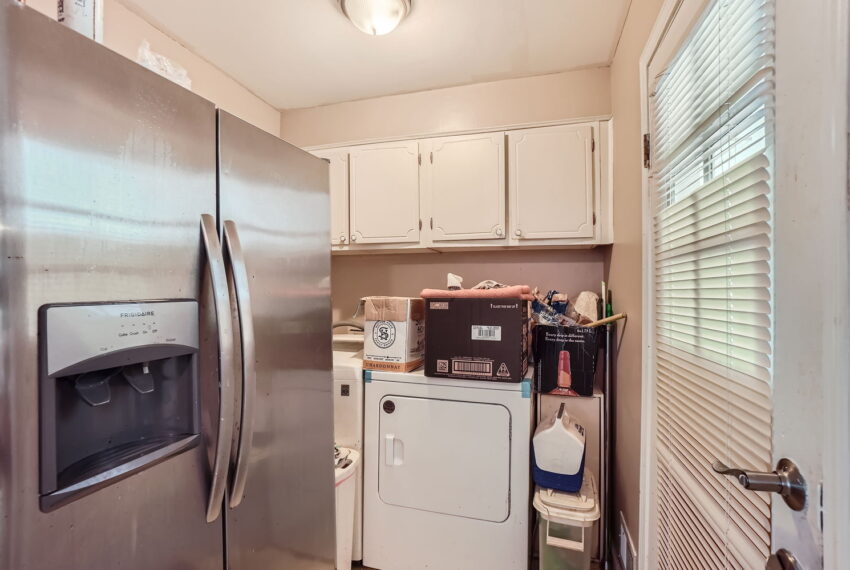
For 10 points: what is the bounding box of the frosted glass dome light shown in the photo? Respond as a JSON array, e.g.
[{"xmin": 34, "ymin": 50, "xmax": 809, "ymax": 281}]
[{"xmin": 338, "ymin": 0, "xmax": 412, "ymax": 36}]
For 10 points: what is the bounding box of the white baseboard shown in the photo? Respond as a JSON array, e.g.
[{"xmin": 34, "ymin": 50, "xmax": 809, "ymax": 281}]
[{"xmin": 617, "ymin": 511, "xmax": 637, "ymax": 570}]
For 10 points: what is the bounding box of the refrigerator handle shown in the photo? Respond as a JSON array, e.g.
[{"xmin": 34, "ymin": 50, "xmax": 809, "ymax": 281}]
[
  {"xmin": 200, "ymin": 214, "xmax": 237, "ymax": 523},
  {"xmin": 222, "ymin": 220, "xmax": 257, "ymax": 510}
]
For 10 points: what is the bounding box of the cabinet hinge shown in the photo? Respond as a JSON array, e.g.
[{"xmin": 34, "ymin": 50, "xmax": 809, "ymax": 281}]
[
  {"xmin": 430, "ymin": 217, "xmax": 434, "ymax": 229},
  {"xmin": 591, "ymin": 138, "xmax": 595, "ymax": 152},
  {"xmin": 419, "ymin": 219, "xmax": 422, "ymax": 230},
  {"xmin": 643, "ymin": 133, "xmax": 651, "ymax": 169},
  {"xmin": 418, "ymin": 153, "xmax": 422, "ymax": 166},
  {"xmin": 429, "ymin": 152, "xmax": 433, "ymax": 163}
]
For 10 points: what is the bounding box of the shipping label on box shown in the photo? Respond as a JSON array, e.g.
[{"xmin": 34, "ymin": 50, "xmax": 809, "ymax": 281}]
[{"xmin": 363, "ymin": 297, "xmax": 425, "ymax": 372}]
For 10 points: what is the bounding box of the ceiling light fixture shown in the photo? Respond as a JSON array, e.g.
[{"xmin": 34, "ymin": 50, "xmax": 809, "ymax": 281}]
[{"xmin": 338, "ymin": 0, "xmax": 411, "ymax": 36}]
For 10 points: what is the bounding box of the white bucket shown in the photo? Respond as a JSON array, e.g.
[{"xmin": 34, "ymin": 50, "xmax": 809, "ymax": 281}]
[
  {"xmin": 533, "ymin": 474, "xmax": 600, "ymax": 570},
  {"xmin": 335, "ymin": 448, "xmax": 360, "ymax": 570}
]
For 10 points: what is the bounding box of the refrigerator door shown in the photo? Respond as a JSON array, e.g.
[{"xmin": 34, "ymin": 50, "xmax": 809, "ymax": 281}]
[
  {"xmin": 218, "ymin": 111, "xmax": 336, "ymax": 569},
  {"xmin": 0, "ymin": 3, "xmax": 224, "ymax": 569}
]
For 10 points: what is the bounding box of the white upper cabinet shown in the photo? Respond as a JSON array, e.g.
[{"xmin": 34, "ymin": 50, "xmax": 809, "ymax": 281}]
[
  {"xmin": 349, "ymin": 141, "xmax": 420, "ymax": 244},
  {"xmin": 310, "ymin": 119, "xmax": 610, "ymax": 253},
  {"xmin": 423, "ymin": 133, "xmax": 505, "ymax": 242},
  {"xmin": 508, "ymin": 123, "xmax": 596, "ymax": 240},
  {"xmin": 311, "ymin": 148, "xmax": 349, "ymax": 246}
]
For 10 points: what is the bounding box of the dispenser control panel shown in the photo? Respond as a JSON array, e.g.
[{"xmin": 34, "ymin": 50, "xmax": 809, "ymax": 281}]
[{"xmin": 43, "ymin": 300, "xmax": 199, "ymax": 376}]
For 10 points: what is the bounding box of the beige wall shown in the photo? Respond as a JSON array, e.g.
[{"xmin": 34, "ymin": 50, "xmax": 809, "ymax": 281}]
[
  {"xmin": 280, "ymin": 67, "xmax": 611, "ymax": 147},
  {"xmin": 606, "ymin": 0, "xmax": 665, "ymax": 548},
  {"xmin": 331, "ymin": 249, "xmax": 607, "ymax": 324},
  {"xmin": 23, "ymin": 0, "xmax": 280, "ymax": 136}
]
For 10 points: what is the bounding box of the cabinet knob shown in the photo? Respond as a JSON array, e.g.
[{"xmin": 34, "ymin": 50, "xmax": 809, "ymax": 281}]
[
  {"xmin": 350, "ymin": 234, "xmax": 357, "ymax": 242},
  {"xmin": 514, "ymin": 229, "xmax": 522, "ymax": 237},
  {"xmin": 495, "ymin": 227, "xmax": 503, "ymax": 237},
  {"xmin": 339, "ymin": 235, "xmax": 346, "ymax": 243}
]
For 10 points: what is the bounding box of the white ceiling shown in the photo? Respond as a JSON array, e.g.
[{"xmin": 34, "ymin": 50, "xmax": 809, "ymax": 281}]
[{"xmin": 118, "ymin": 0, "xmax": 630, "ymax": 110}]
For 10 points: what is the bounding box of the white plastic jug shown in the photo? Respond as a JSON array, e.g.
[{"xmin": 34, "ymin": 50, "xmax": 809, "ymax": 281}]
[{"xmin": 533, "ymin": 403, "xmax": 585, "ymax": 475}]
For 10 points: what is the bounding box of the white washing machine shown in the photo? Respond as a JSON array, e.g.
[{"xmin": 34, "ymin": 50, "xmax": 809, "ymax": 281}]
[
  {"xmin": 333, "ymin": 336, "xmax": 365, "ymax": 561},
  {"xmin": 363, "ymin": 369, "xmax": 533, "ymax": 570}
]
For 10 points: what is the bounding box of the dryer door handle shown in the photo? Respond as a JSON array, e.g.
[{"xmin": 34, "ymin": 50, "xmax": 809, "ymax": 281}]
[
  {"xmin": 385, "ymin": 434, "xmax": 404, "ymax": 466},
  {"xmin": 385, "ymin": 434, "xmax": 394, "ymax": 465}
]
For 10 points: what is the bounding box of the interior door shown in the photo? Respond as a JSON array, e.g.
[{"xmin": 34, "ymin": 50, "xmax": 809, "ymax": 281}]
[
  {"xmin": 349, "ymin": 141, "xmax": 420, "ymax": 244},
  {"xmin": 425, "ymin": 132, "xmax": 506, "ymax": 241},
  {"xmin": 378, "ymin": 395, "xmax": 511, "ymax": 522},
  {"xmin": 218, "ymin": 111, "xmax": 336, "ymax": 570},
  {"xmin": 508, "ymin": 123, "xmax": 595, "ymax": 240},
  {"xmin": 311, "ymin": 148, "xmax": 350, "ymax": 246},
  {"xmin": 640, "ymin": 0, "xmax": 849, "ymax": 569}
]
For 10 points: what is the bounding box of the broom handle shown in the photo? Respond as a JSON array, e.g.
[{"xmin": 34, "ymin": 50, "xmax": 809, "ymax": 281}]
[{"xmin": 585, "ymin": 312, "xmax": 626, "ymax": 328}]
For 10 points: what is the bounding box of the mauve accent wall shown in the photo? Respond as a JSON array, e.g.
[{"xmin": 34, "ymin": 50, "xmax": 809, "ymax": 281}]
[{"xmin": 330, "ymin": 249, "xmax": 607, "ymax": 323}]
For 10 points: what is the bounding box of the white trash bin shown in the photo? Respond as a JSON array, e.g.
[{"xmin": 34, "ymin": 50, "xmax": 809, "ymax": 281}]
[
  {"xmin": 533, "ymin": 474, "xmax": 600, "ymax": 570},
  {"xmin": 335, "ymin": 448, "xmax": 360, "ymax": 570}
]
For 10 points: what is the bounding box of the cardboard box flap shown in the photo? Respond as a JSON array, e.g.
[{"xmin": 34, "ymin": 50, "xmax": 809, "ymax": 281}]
[{"xmin": 364, "ymin": 296, "xmax": 424, "ymax": 322}]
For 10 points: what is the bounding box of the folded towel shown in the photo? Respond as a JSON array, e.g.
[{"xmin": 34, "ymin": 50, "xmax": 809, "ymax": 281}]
[{"xmin": 420, "ymin": 285, "xmax": 534, "ymax": 301}]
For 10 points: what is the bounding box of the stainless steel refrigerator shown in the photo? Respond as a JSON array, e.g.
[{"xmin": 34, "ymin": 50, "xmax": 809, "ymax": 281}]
[{"xmin": 0, "ymin": 2, "xmax": 336, "ymax": 568}]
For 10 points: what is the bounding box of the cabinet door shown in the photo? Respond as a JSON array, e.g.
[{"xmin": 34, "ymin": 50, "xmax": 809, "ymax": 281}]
[
  {"xmin": 349, "ymin": 141, "xmax": 420, "ymax": 244},
  {"xmin": 426, "ymin": 133, "xmax": 505, "ymax": 241},
  {"xmin": 311, "ymin": 148, "xmax": 349, "ymax": 245},
  {"xmin": 508, "ymin": 123, "xmax": 595, "ymax": 240}
]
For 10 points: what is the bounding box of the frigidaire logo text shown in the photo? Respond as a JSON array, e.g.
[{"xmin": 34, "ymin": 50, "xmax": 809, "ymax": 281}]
[{"xmin": 120, "ymin": 311, "xmax": 155, "ymax": 318}]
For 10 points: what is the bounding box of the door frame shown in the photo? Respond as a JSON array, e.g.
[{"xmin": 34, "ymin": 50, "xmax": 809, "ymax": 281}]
[{"xmin": 638, "ymin": 0, "xmax": 850, "ymax": 568}]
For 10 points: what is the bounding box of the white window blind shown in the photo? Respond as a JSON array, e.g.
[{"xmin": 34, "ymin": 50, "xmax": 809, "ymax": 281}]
[{"xmin": 649, "ymin": 0, "xmax": 775, "ymax": 568}]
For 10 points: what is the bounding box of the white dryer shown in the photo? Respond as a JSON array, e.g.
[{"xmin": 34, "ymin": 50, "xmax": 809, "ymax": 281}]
[
  {"xmin": 363, "ymin": 369, "xmax": 533, "ymax": 570},
  {"xmin": 333, "ymin": 335, "xmax": 365, "ymax": 561}
]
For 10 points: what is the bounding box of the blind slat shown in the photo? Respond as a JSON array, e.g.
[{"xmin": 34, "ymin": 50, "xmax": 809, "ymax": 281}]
[
  {"xmin": 654, "ymin": 233, "xmax": 770, "ymax": 268},
  {"xmin": 656, "ymin": 296, "xmax": 770, "ymax": 315},
  {"xmin": 658, "ymin": 311, "xmax": 771, "ymax": 342},
  {"xmin": 655, "ymin": 206, "xmax": 770, "ymax": 251},
  {"xmin": 657, "ymin": 247, "xmax": 770, "ymax": 276},
  {"xmin": 657, "ymin": 304, "xmax": 771, "ymax": 328},
  {"xmin": 655, "ymin": 221, "xmax": 771, "ymax": 261}
]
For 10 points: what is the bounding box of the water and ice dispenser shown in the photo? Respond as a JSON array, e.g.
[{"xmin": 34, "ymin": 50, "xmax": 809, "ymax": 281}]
[{"xmin": 38, "ymin": 300, "xmax": 201, "ymax": 511}]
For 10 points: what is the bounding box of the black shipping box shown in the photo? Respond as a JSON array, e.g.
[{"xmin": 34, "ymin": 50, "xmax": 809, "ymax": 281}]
[
  {"xmin": 534, "ymin": 325, "xmax": 600, "ymax": 396},
  {"xmin": 424, "ymin": 298, "xmax": 529, "ymax": 382}
]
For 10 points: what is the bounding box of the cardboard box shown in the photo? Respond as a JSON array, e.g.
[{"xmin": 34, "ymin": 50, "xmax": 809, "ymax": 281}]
[
  {"xmin": 363, "ymin": 297, "xmax": 425, "ymax": 372},
  {"xmin": 533, "ymin": 325, "xmax": 600, "ymax": 396},
  {"xmin": 424, "ymin": 298, "xmax": 529, "ymax": 382}
]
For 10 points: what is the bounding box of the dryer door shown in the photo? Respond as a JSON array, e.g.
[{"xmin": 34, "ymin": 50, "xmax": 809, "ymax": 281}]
[{"xmin": 378, "ymin": 395, "xmax": 511, "ymax": 522}]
